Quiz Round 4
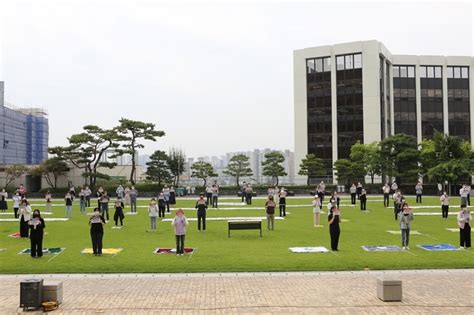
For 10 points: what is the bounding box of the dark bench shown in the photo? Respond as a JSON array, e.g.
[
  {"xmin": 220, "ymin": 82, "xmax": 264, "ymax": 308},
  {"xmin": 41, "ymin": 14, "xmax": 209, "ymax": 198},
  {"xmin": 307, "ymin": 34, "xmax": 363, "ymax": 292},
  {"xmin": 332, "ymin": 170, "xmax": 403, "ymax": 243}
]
[{"xmin": 228, "ymin": 220, "xmax": 262, "ymax": 237}]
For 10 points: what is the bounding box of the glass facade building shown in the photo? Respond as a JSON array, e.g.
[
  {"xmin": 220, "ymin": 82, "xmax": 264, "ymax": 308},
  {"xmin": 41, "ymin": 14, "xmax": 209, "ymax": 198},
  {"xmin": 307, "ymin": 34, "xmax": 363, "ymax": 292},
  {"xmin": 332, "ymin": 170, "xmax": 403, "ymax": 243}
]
[
  {"xmin": 294, "ymin": 40, "xmax": 473, "ymax": 184},
  {"xmin": 0, "ymin": 81, "xmax": 49, "ymax": 165}
]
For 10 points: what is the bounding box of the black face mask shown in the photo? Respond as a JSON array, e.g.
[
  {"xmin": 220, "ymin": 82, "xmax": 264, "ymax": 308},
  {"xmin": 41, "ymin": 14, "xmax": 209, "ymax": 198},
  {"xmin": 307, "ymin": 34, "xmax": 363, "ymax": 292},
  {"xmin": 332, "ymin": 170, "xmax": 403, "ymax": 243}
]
[
  {"xmin": 33, "ymin": 213, "xmax": 39, "ymax": 218},
  {"xmin": 404, "ymin": 212, "xmax": 409, "ymax": 216}
]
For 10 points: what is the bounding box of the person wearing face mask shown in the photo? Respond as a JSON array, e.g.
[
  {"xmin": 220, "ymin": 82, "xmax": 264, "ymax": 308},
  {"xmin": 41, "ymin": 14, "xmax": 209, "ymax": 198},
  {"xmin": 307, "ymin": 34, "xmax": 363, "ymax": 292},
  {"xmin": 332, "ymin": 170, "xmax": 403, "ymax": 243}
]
[
  {"xmin": 12, "ymin": 192, "xmax": 21, "ymax": 219},
  {"xmin": 457, "ymin": 204, "xmax": 471, "ymax": 249},
  {"xmin": 0, "ymin": 188, "xmax": 8, "ymax": 212},
  {"xmin": 29, "ymin": 210, "xmax": 45, "ymax": 258},
  {"xmin": 195, "ymin": 194, "xmax": 208, "ymax": 231},
  {"xmin": 19, "ymin": 199, "xmax": 33, "ymax": 238},
  {"xmin": 398, "ymin": 203, "xmax": 414, "ymax": 250},
  {"xmin": 89, "ymin": 208, "xmax": 106, "ymax": 256}
]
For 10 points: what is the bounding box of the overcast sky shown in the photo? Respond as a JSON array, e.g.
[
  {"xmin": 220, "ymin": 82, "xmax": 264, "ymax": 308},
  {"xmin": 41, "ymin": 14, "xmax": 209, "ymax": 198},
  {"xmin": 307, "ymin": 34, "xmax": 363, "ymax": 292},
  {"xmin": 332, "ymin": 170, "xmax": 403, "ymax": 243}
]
[{"xmin": 0, "ymin": 0, "xmax": 472, "ymax": 158}]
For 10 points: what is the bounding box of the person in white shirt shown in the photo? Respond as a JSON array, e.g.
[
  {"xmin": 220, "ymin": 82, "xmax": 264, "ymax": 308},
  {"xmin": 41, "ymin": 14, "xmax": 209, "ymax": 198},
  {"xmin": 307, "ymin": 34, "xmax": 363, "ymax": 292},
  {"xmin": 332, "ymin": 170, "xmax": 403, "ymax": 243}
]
[
  {"xmin": 457, "ymin": 204, "xmax": 471, "ymax": 249},
  {"xmin": 116, "ymin": 185, "xmax": 124, "ymax": 199},
  {"xmin": 349, "ymin": 184, "xmax": 357, "ymax": 205},
  {"xmin": 18, "ymin": 199, "xmax": 32, "ymax": 238},
  {"xmin": 12, "ymin": 192, "xmax": 21, "ymax": 218},
  {"xmin": 382, "ymin": 184, "xmax": 391, "ymax": 207},
  {"xmin": 0, "ymin": 189, "xmax": 8, "ymax": 212},
  {"xmin": 312, "ymin": 195, "xmax": 322, "ymax": 227},
  {"xmin": 391, "ymin": 182, "xmax": 398, "ymax": 193},
  {"xmin": 440, "ymin": 192, "xmax": 449, "ymax": 219}
]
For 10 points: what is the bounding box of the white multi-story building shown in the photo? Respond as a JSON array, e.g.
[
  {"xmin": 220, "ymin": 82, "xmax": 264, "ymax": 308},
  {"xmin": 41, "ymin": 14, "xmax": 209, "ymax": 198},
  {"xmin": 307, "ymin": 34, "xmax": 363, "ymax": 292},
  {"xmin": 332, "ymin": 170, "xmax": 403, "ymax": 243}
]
[{"xmin": 294, "ymin": 40, "xmax": 474, "ymax": 184}]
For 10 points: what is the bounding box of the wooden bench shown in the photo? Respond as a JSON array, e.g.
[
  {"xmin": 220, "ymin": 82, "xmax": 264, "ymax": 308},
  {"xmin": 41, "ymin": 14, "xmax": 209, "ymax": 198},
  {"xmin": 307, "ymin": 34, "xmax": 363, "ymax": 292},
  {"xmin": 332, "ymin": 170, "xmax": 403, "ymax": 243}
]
[{"xmin": 228, "ymin": 220, "xmax": 262, "ymax": 237}]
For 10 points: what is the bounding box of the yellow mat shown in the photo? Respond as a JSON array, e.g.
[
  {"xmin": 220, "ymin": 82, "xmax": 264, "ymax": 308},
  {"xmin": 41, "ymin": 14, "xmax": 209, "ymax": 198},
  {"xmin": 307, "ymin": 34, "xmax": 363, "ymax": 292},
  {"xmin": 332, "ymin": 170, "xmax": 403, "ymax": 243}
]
[{"xmin": 81, "ymin": 248, "xmax": 123, "ymax": 255}]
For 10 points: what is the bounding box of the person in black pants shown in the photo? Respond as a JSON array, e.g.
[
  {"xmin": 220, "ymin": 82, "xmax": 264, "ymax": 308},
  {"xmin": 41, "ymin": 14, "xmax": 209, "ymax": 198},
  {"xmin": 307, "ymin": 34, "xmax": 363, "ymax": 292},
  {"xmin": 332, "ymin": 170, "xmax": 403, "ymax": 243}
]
[
  {"xmin": 28, "ymin": 209, "xmax": 45, "ymax": 258},
  {"xmin": 328, "ymin": 206, "xmax": 341, "ymax": 251},
  {"xmin": 279, "ymin": 188, "xmax": 287, "ymax": 217},
  {"xmin": 195, "ymin": 194, "xmax": 207, "ymax": 231},
  {"xmin": 89, "ymin": 209, "xmax": 105, "ymax": 256},
  {"xmin": 457, "ymin": 205, "xmax": 471, "ymax": 249},
  {"xmin": 360, "ymin": 189, "xmax": 367, "ymax": 211},
  {"xmin": 158, "ymin": 193, "xmax": 166, "ymax": 218}
]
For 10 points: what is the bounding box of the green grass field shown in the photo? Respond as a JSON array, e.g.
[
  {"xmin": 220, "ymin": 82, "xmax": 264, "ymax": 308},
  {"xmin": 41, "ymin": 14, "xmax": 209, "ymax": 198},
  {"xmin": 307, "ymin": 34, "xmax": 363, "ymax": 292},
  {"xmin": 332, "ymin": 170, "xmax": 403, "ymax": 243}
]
[{"xmin": 0, "ymin": 195, "xmax": 472, "ymax": 273}]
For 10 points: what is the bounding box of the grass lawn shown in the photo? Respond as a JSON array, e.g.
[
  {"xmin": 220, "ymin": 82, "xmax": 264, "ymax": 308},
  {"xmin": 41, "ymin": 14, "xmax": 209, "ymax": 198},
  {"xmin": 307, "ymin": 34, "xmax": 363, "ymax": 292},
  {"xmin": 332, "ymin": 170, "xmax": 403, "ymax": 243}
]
[{"xmin": 0, "ymin": 195, "xmax": 472, "ymax": 273}]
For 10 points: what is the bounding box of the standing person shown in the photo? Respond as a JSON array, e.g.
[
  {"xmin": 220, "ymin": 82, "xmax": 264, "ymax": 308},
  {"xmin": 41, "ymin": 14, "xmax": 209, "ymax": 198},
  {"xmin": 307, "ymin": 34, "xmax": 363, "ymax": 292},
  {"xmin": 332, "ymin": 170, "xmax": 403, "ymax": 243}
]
[
  {"xmin": 273, "ymin": 186, "xmax": 279, "ymax": 205},
  {"xmin": 163, "ymin": 186, "xmax": 171, "ymax": 213},
  {"xmin": 158, "ymin": 193, "xmax": 166, "ymax": 218},
  {"xmin": 399, "ymin": 203, "xmax": 414, "ymax": 250},
  {"xmin": 393, "ymin": 190, "xmax": 402, "ymax": 221},
  {"xmin": 100, "ymin": 191, "xmax": 110, "ymax": 221},
  {"xmin": 195, "ymin": 194, "xmax": 207, "ymax": 231},
  {"xmin": 240, "ymin": 182, "xmax": 246, "ymax": 203},
  {"xmin": 129, "ymin": 186, "xmax": 138, "ymax": 213},
  {"xmin": 84, "ymin": 186, "xmax": 92, "ymax": 207},
  {"xmin": 267, "ymin": 187, "xmax": 274, "ymax": 198},
  {"xmin": 18, "ymin": 199, "xmax": 32, "ymax": 238},
  {"xmin": 382, "ymin": 183, "xmax": 391, "ymax": 207},
  {"xmin": 69, "ymin": 185, "xmax": 76, "ymax": 200},
  {"xmin": 12, "ymin": 192, "xmax": 21, "ymax": 219},
  {"xmin": 96, "ymin": 186, "xmax": 104, "ymax": 209},
  {"xmin": 391, "ymin": 181, "xmax": 398, "ymax": 194},
  {"xmin": 65, "ymin": 192, "xmax": 73, "ymax": 219},
  {"xmin": 349, "ymin": 183, "xmax": 357, "ymax": 205},
  {"xmin": 245, "ymin": 184, "xmax": 253, "ymax": 205},
  {"xmin": 415, "ymin": 181, "xmax": 423, "ymax": 203},
  {"xmin": 328, "ymin": 206, "xmax": 341, "ymax": 251},
  {"xmin": 312, "ymin": 195, "xmax": 322, "ymax": 227},
  {"xmin": 317, "ymin": 181, "xmax": 326, "ymax": 204},
  {"xmin": 466, "ymin": 184, "xmax": 471, "ymax": 206},
  {"xmin": 278, "ymin": 188, "xmax": 287, "ymax": 217},
  {"xmin": 211, "ymin": 184, "xmax": 219, "ymax": 208},
  {"xmin": 460, "ymin": 185, "xmax": 469, "ymax": 207},
  {"xmin": 457, "ymin": 204, "xmax": 471, "ymax": 249},
  {"xmin": 89, "ymin": 208, "xmax": 105, "ymax": 256},
  {"xmin": 169, "ymin": 187, "xmax": 176, "ymax": 205},
  {"xmin": 265, "ymin": 196, "xmax": 276, "ymax": 231},
  {"xmin": 148, "ymin": 198, "xmax": 159, "ymax": 232},
  {"xmin": 124, "ymin": 186, "xmax": 131, "ymax": 207},
  {"xmin": 360, "ymin": 188, "xmax": 367, "ymax": 211},
  {"xmin": 45, "ymin": 191, "xmax": 52, "ymax": 213},
  {"xmin": 0, "ymin": 188, "xmax": 8, "ymax": 212},
  {"xmin": 28, "ymin": 210, "xmax": 45, "ymax": 258},
  {"xmin": 113, "ymin": 199, "xmax": 125, "ymax": 227},
  {"xmin": 116, "ymin": 185, "xmax": 124, "ymax": 199},
  {"xmin": 79, "ymin": 188, "xmax": 86, "ymax": 214},
  {"xmin": 205, "ymin": 185, "xmax": 212, "ymax": 205},
  {"xmin": 356, "ymin": 182, "xmax": 363, "ymax": 200},
  {"xmin": 440, "ymin": 192, "xmax": 450, "ymax": 219},
  {"xmin": 171, "ymin": 209, "xmax": 189, "ymax": 256}
]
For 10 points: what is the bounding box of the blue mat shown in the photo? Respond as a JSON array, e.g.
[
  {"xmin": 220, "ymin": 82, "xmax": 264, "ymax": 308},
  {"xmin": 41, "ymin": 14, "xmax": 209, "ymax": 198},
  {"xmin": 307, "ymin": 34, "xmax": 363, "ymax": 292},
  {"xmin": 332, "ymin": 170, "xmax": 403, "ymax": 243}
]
[{"xmin": 417, "ymin": 244, "xmax": 459, "ymax": 251}]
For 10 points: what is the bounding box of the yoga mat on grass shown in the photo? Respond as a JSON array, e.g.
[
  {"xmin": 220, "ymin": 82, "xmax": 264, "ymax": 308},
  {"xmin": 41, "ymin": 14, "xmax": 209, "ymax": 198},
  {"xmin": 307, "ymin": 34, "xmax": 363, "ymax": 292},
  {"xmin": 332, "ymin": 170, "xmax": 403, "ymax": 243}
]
[
  {"xmin": 81, "ymin": 248, "xmax": 123, "ymax": 255},
  {"xmin": 289, "ymin": 247, "xmax": 329, "ymax": 253},
  {"xmin": 417, "ymin": 244, "xmax": 460, "ymax": 251},
  {"xmin": 18, "ymin": 247, "xmax": 64, "ymax": 255},
  {"xmin": 362, "ymin": 245, "xmax": 401, "ymax": 252},
  {"xmin": 154, "ymin": 247, "xmax": 194, "ymax": 254}
]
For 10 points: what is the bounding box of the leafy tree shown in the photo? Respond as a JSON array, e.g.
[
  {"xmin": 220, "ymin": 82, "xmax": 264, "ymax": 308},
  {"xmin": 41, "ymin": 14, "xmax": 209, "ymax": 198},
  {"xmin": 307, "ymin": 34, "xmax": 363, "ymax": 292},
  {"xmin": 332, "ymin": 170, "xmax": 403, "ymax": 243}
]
[
  {"xmin": 167, "ymin": 148, "xmax": 186, "ymax": 187},
  {"xmin": 379, "ymin": 134, "xmax": 420, "ymax": 185},
  {"xmin": 261, "ymin": 151, "xmax": 287, "ymax": 186},
  {"xmin": 298, "ymin": 154, "xmax": 325, "ymax": 186},
  {"xmin": 49, "ymin": 125, "xmax": 120, "ymax": 187},
  {"xmin": 30, "ymin": 157, "xmax": 70, "ymax": 188},
  {"xmin": 115, "ymin": 118, "xmax": 165, "ymax": 185},
  {"xmin": 223, "ymin": 154, "xmax": 253, "ymax": 187},
  {"xmin": 191, "ymin": 161, "xmax": 217, "ymax": 187},
  {"xmin": 146, "ymin": 150, "xmax": 172, "ymax": 186},
  {"xmin": 349, "ymin": 141, "xmax": 382, "ymax": 184},
  {"xmin": 423, "ymin": 131, "xmax": 473, "ymax": 191},
  {"xmin": 3, "ymin": 164, "xmax": 29, "ymax": 189},
  {"xmin": 333, "ymin": 159, "xmax": 360, "ymax": 186}
]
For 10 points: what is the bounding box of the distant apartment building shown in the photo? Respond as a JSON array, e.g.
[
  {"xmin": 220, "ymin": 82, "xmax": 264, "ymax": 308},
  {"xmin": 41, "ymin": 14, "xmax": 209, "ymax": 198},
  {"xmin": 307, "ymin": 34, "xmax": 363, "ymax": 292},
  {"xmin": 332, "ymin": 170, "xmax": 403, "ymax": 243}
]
[{"xmin": 0, "ymin": 81, "xmax": 49, "ymax": 165}]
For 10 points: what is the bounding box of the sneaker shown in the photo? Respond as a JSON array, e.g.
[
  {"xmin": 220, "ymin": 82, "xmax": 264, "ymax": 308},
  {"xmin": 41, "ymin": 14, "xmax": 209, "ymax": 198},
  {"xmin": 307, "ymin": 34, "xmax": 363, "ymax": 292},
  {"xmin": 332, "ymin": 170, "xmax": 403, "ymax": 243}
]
[{"xmin": 459, "ymin": 246, "xmax": 465, "ymax": 250}]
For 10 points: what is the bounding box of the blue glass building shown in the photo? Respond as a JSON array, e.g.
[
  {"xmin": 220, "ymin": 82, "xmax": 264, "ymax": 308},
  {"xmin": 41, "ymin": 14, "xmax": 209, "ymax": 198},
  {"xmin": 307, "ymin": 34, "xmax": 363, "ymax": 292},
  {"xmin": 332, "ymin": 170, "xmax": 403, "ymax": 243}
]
[{"xmin": 0, "ymin": 81, "xmax": 49, "ymax": 165}]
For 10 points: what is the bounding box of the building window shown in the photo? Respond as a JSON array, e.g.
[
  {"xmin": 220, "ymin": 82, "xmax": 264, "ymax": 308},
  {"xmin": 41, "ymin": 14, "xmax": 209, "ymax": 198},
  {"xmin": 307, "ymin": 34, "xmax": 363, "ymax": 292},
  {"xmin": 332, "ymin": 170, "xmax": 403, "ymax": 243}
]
[
  {"xmin": 306, "ymin": 56, "xmax": 333, "ymax": 178},
  {"xmin": 447, "ymin": 66, "xmax": 470, "ymax": 141},
  {"xmin": 420, "ymin": 66, "xmax": 443, "ymax": 139},
  {"xmin": 393, "ymin": 65, "xmax": 417, "ymax": 137},
  {"xmin": 336, "ymin": 53, "xmax": 363, "ymax": 159}
]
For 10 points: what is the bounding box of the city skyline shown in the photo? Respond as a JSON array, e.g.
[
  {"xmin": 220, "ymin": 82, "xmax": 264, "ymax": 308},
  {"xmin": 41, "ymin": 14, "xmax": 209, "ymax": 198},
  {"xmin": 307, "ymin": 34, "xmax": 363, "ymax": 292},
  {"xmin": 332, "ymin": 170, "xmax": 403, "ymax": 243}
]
[{"xmin": 1, "ymin": 1, "xmax": 472, "ymax": 157}]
